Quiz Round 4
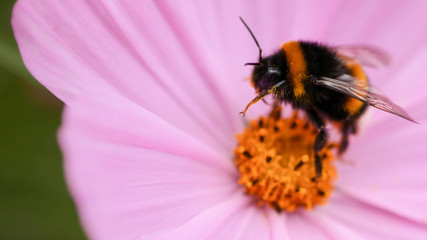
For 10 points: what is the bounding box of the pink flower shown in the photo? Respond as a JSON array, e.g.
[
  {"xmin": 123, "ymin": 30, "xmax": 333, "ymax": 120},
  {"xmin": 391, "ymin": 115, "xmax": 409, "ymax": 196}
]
[{"xmin": 12, "ymin": 0, "xmax": 427, "ymax": 239}]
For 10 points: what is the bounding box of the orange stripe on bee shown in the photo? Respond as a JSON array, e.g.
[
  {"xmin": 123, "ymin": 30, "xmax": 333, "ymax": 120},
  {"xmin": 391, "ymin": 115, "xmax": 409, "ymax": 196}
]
[
  {"xmin": 344, "ymin": 62, "xmax": 368, "ymax": 115},
  {"xmin": 281, "ymin": 41, "xmax": 307, "ymax": 97}
]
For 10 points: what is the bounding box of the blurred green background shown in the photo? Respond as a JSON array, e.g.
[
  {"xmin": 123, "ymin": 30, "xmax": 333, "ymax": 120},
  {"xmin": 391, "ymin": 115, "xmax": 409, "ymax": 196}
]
[{"xmin": 0, "ymin": 1, "xmax": 86, "ymax": 239}]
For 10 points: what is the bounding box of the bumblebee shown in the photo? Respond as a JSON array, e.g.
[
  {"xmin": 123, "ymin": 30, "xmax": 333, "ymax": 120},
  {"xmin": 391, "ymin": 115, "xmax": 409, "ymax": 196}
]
[{"xmin": 239, "ymin": 17, "xmax": 417, "ymax": 177}]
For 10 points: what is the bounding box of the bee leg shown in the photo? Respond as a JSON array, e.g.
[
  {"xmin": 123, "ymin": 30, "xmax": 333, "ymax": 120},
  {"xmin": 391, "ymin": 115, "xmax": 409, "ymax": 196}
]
[
  {"xmin": 339, "ymin": 118, "xmax": 357, "ymax": 154},
  {"xmin": 240, "ymin": 81, "xmax": 286, "ymax": 116},
  {"xmin": 305, "ymin": 109, "xmax": 328, "ymax": 178},
  {"xmin": 305, "ymin": 109, "xmax": 328, "ymax": 152}
]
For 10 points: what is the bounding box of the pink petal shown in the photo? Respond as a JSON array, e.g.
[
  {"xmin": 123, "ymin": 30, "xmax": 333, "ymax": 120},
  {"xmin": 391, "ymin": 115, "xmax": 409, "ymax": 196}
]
[
  {"xmin": 158, "ymin": 203, "xmax": 291, "ymax": 240},
  {"xmin": 267, "ymin": 209, "xmax": 291, "ymax": 240},
  {"xmin": 12, "ymin": 0, "xmax": 251, "ymax": 149},
  {"xmin": 287, "ymin": 206, "xmax": 367, "ymax": 240},
  {"xmin": 155, "ymin": 192, "xmax": 255, "ymax": 239},
  {"xmin": 318, "ymin": 193, "xmax": 427, "ymax": 239},
  {"xmin": 60, "ymin": 90, "xmax": 240, "ymax": 239},
  {"xmin": 210, "ymin": 206, "xmax": 272, "ymax": 240},
  {"xmin": 300, "ymin": 211, "xmax": 365, "ymax": 240},
  {"xmin": 286, "ymin": 211, "xmax": 333, "ymax": 240},
  {"xmin": 336, "ymin": 96, "xmax": 427, "ymax": 223}
]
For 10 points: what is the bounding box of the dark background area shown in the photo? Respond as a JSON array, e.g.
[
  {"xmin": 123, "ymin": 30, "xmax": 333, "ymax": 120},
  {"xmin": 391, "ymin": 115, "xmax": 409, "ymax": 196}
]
[{"xmin": 0, "ymin": 1, "xmax": 86, "ymax": 239}]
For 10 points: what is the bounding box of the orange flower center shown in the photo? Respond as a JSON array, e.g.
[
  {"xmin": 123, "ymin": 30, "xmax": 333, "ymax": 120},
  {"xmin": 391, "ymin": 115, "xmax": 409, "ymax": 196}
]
[{"xmin": 234, "ymin": 107, "xmax": 337, "ymax": 212}]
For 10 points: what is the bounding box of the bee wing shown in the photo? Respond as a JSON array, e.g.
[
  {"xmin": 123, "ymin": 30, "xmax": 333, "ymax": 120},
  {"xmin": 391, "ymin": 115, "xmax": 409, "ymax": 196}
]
[
  {"xmin": 317, "ymin": 76, "xmax": 417, "ymax": 123},
  {"xmin": 334, "ymin": 45, "xmax": 391, "ymax": 68}
]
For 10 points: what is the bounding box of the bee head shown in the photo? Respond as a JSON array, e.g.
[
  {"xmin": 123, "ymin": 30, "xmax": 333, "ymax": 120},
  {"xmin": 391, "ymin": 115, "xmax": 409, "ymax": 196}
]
[{"xmin": 250, "ymin": 54, "xmax": 284, "ymax": 92}]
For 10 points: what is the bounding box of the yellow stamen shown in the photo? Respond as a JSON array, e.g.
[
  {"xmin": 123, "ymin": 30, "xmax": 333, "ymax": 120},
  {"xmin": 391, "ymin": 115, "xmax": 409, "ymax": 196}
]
[{"xmin": 234, "ymin": 107, "xmax": 337, "ymax": 212}]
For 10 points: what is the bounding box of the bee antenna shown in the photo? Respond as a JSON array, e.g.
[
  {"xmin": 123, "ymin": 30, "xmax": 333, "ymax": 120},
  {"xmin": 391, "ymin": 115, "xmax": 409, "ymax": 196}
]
[
  {"xmin": 244, "ymin": 62, "xmax": 261, "ymax": 66},
  {"xmin": 239, "ymin": 17, "xmax": 263, "ymax": 62}
]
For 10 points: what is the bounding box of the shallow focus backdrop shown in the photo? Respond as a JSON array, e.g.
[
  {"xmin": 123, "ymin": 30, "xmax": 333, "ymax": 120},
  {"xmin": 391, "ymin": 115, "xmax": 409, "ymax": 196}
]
[{"xmin": 0, "ymin": 1, "xmax": 85, "ymax": 239}]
